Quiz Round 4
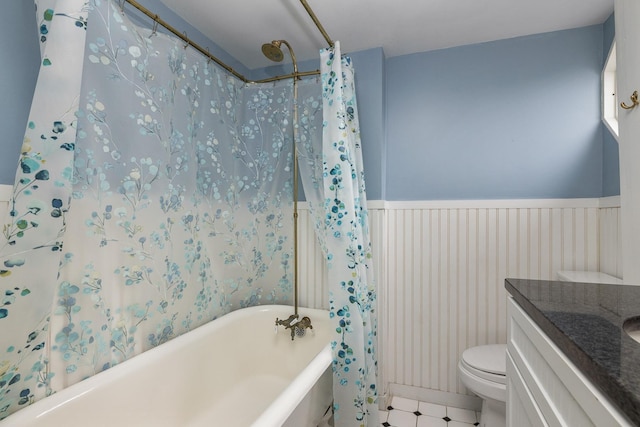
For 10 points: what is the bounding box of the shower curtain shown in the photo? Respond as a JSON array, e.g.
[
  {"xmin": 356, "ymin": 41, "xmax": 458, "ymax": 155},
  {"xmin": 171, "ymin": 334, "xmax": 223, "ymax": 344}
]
[
  {"xmin": 1, "ymin": 0, "xmax": 300, "ymax": 418},
  {"xmin": 0, "ymin": 1, "xmax": 377, "ymax": 425},
  {"xmin": 299, "ymin": 42, "xmax": 379, "ymax": 426},
  {"xmin": 0, "ymin": 0, "xmax": 87, "ymax": 415}
]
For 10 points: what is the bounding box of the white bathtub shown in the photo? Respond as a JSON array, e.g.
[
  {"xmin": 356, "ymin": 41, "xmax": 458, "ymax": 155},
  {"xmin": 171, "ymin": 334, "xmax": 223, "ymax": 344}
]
[{"xmin": 1, "ymin": 305, "xmax": 333, "ymax": 427}]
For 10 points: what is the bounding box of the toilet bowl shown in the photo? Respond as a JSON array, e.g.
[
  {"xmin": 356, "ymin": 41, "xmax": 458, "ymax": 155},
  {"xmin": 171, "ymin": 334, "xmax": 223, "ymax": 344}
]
[{"xmin": 458, "ymin": 344, "xmax": 507, "ymax": 427}]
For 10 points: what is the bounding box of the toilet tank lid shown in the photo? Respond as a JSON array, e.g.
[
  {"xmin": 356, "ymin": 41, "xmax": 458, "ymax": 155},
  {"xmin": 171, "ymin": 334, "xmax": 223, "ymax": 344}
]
[{"xmin": 461, "ymin": 344, "xmax": 507, "ymax": 375}]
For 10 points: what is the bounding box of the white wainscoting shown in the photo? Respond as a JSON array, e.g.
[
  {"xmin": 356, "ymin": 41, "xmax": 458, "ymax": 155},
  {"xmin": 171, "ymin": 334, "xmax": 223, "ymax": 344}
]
[
  {"xmin": 299, "ymin": 197, "xmax": 622, "ymax": 407},
  {"xmin": 599, "ymin": 196, "xmax": 622, "ymax": 278},
  {"xmin": 0, "ymin": 184, "xmax": 622, "ymax": 407}
]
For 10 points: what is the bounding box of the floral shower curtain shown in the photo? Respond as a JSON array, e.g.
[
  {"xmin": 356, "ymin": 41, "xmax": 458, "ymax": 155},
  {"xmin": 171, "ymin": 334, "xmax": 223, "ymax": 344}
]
[
  {"xmin": 1, "ymin": 1, "xmax": 378, "ymax": 424},
  {"xmin": 299, "ymin": 42, "xmax": 379, "ymax": 426},
  {"xmin": 0, "ymin": 0, "xmax": 87, "ymax": 416},
  {"xmin": 1, "ymin": 0, "xmax": 302, "ymax": 418}
]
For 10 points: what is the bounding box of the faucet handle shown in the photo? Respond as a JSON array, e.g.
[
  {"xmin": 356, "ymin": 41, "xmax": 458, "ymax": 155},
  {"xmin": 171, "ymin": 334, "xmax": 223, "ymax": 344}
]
[{"xmin": 275, "ymin": 314, "xmax": 299, "ymax": 331}]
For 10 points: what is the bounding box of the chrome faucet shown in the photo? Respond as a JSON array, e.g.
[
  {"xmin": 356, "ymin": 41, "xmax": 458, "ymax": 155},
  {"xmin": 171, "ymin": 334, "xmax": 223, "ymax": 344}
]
[{"xmin": 275, "ymin": 314, "xmax": 313, "ymax": 340}]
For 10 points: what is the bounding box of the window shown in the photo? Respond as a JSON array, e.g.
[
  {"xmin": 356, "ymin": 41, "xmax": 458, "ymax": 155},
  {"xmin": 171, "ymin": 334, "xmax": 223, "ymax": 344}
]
[{"xmin": 602, "ymin": 41, "xmax": 618, "ymax": 140}]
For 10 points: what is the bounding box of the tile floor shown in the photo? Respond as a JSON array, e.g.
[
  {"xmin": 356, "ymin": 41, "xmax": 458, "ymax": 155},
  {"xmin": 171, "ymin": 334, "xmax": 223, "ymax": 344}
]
[{"xmin": 379, "ymin": 396, "xmax": 480, "ymax": 427}]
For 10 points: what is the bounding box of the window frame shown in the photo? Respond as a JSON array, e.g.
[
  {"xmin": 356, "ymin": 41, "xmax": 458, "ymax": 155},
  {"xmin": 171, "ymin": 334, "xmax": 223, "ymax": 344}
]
[{"xmin": 602, "ymin": 41, "xmax": 619, "ymax": 141}]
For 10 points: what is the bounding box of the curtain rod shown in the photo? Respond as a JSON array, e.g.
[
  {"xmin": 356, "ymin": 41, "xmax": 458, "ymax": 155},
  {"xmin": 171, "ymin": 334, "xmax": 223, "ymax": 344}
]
[
  {"xmin": 299, "ymin": 0, "xmax": 334, "ymax": 48},
  {"xmin": 122, "ymin": 0, "xmax": 333, "ymax": 84}
]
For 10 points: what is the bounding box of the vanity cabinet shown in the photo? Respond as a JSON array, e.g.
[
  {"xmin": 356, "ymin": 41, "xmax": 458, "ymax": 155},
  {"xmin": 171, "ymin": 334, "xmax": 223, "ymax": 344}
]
[
  {"xmin": 506, "ymin": 297, "xmax": 633, "ymax": 426},
  {"xmin": 615, "ymin": 0, "xmax": 640, "ymax": 283}
]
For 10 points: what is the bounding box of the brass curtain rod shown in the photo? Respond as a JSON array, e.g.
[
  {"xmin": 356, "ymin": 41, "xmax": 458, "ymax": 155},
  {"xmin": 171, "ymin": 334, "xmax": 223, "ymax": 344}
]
[
  {"xmin": 122, "ymin": 0, "xmax": 334, "ymax": 84},
  {"xmin": 299, "ymin": 0, "xmax": 334, "ymax": 48}
]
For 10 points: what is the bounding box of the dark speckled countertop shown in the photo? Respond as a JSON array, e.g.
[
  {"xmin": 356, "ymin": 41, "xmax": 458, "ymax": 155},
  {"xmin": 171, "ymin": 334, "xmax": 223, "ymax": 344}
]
[{"xmin": 505, "ymin": 278, "xmax": 640, "ymax": 426}]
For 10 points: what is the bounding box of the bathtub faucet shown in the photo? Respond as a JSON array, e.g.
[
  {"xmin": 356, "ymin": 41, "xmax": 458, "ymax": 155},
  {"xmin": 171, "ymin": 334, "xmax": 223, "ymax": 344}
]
[
  {"xmin": 275, "ymin": 314, "xmax": 314, "ymax": 340},
  {"xmin": 276, "ymin": 314, "xmax": 298, "ymax": 329}
]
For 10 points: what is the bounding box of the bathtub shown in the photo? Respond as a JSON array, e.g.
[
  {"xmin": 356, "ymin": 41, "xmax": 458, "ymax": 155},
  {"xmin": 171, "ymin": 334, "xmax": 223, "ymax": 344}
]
[{"xmin": 1, "ymin": 305, "xmax": 333, "ymax": 427}]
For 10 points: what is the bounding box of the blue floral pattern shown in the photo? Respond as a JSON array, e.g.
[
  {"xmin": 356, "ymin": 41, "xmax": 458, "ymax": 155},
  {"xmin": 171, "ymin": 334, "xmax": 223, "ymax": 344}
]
[
  {"xmin": 297, "ymin": 49, "xmax": 379, "ymax": 425},
  {"xmin": 1, "ymin": 1, "xmax": 376, "ymax": 423},
  {"xmin": 0, "ymin": 0, "xmax": 88, "ymax": 417},
  {"xmin": 319, "ymin": 43, "xmax": 378, "ymax": 426},
  {"xmin": 0, "ymin": 0, "xmax": 320, "ymax": 419}
]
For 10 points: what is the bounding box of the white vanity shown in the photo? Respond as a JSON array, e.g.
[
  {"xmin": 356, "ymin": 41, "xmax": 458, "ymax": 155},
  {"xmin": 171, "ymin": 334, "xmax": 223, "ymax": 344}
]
[{"xmin": 505, "ymin": 278, "xmax": 640, "ymax": 426}]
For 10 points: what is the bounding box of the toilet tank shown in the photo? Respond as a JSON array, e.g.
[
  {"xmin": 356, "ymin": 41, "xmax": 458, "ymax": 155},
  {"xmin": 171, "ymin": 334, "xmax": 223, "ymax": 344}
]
[{"xmin": 556, "ymin": 270, "xmax": 624, "ymax": 284}]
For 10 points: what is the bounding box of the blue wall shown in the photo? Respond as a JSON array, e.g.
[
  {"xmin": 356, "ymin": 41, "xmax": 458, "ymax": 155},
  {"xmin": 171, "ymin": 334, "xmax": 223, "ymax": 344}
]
[
  {"xmin": 602, "ymin": 14, "xmax": 620, "ymax": 197},
  {"xmin": 386, "ymin": 26, "xmax": 606, "ymax": 200},
  {"xmin": 1, "ymin": 1, "xmax": 40, "ymax": 184},
  {"xmin": 1, "ymin": 2, "xmax": 616, "ymax": 202}
]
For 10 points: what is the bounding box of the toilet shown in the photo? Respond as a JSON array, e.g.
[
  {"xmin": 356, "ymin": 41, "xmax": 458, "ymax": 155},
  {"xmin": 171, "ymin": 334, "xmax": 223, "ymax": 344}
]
[{"xmin": 458, "ymin": 344, "xmax": 507, "ymax": 427}]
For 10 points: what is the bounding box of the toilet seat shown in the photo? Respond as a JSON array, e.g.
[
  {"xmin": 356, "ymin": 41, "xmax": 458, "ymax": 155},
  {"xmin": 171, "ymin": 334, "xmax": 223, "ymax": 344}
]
[
  {"xmin": 460, "ymin": 344, "xmax": 506, "ymax": 385},
  {"xmin": 458, "ymin": 344, "xmax": 507, "ymax": 427}
]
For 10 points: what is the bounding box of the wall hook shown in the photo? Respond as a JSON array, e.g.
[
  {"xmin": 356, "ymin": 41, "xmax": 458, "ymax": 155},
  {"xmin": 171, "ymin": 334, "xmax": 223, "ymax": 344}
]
[{"xmin": 621, "ymin": 90, "xmax": 639, "ymax": 110}]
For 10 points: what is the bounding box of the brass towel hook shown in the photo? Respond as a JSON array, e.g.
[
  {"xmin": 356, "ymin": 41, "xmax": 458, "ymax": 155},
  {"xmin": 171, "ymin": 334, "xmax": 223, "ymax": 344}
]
[{"xmin": 621, "ymin": 90, "xmax": 639, "ymax": 110}]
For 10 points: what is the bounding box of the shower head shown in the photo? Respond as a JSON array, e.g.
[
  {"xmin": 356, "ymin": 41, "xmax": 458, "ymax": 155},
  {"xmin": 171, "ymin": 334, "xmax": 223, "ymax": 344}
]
[
  {"xmin": 262, "ymin": 40, "xmax": 285, "ymax": 62},
  {"xmin": 261, "ymin": 39, "xmax": 298, "ymax": 78}
]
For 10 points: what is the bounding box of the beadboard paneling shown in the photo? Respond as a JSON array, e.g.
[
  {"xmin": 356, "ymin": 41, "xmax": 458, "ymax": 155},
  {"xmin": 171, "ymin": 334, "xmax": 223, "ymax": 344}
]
[
  {"xmin": 0, "ymin": 185, "xmax": 622, "ymax": 402},
  {"xmin": 379, "ymin": 200, "xmax": 604, "ymax": 398},
  {"xmin": 299, "ymin": 198, "xmax": 616, "ymax": 400},
  {"xmin": 599, "ymin": 197, "xmax": 622, "ymax": 277}
]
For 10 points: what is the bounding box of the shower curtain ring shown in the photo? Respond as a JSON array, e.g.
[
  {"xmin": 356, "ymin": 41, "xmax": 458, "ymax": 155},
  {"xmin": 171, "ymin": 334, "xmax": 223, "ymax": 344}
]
[
  {"xmin": 119, "ymin": 0, "xmax": 126, "ymax": 14},
  {"xmin": 151, "ymin": 16, "xmax": 159, "ymax": 37},
  {"xmin": 206, "ymin": 47, "xmax": 211, "ymax": 64},
  {"xmin": 183, "ymin": 32, "xmax": 189, "ymax": 49}
]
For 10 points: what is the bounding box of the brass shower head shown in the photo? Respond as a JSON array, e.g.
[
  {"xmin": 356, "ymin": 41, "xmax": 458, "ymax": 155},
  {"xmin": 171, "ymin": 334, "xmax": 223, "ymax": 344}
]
[{"xmin": 262, "ymin": 40, "xmax": 285, "ymax": 62}]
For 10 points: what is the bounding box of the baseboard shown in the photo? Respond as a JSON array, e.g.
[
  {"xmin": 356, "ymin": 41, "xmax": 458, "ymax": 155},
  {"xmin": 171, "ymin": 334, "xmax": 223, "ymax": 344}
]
[{"xmin": 387, "ymin": 383, "xmax": 482, "ymax": 411}]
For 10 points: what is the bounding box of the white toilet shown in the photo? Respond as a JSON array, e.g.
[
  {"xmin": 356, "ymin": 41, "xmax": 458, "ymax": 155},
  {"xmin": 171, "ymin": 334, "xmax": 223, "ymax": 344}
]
[{"xmin": 458, "ymin": 344, "xmax": 507, "ymax": 427}]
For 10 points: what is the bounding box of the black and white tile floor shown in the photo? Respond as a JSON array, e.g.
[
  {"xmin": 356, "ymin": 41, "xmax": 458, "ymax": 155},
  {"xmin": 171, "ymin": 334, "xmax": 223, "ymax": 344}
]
[{"xmin": 379, "ymin": 396, "xmax": 480, "ymax": 427}]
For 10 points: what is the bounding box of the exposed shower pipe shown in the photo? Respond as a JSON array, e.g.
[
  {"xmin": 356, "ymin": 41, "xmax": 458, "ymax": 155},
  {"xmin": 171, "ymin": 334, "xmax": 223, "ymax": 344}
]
[
  {"xmin": 120, "ymin": 0, "xmax": 325, "ymax": 337},
  {"xmin": 266, "ymin": 40, "xmax": 314, "ymax": 339},
  {"xmin": 263, "ymin": 40, "xmax": 300, "ymax": 316}
]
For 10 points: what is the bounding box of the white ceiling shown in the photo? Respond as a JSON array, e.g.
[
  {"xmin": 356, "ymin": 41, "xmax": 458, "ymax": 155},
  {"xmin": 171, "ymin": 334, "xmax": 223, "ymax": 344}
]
[{"xmin": 158, "ymin": 0, "xmax": 614, "ymax": 70}]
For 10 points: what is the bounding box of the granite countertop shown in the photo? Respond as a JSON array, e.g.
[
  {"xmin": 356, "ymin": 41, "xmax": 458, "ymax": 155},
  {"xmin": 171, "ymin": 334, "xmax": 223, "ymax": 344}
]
[{"xmin": 505, "ymin": 278, "xmax": 640, "ymax": 426}]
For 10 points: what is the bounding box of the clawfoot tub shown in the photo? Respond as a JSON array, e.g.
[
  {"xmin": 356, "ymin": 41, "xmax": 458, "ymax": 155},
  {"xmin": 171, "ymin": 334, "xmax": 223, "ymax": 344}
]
[{"xmin": 1, "ymin": 305, "xmax": 333, "ymax": 427}]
